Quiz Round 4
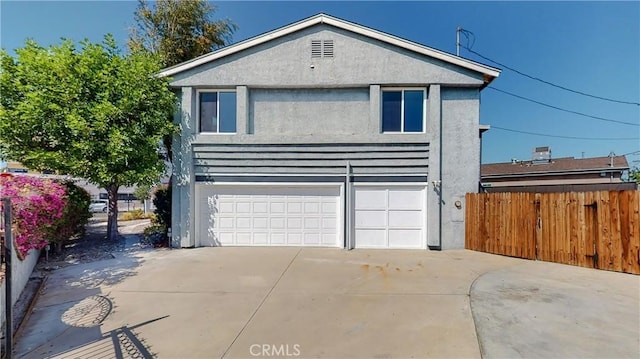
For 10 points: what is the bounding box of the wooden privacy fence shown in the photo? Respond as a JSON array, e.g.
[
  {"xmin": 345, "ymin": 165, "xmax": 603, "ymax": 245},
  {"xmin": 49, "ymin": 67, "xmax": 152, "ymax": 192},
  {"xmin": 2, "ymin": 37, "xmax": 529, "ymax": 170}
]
[{"xmin": 465, "ymin": 190, "xmax": 640, "ymax": 275}]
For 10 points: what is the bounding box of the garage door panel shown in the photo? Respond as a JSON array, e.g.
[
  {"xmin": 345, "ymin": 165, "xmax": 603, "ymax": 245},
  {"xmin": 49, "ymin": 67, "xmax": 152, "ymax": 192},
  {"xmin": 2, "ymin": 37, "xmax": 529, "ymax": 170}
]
[
  {"xmin": 253, "ymin": 202, "xmax": 268, "ymax": 213},
  {"xmin": 304, "ymin": 233, "xmax": 320, "ymax": 245},
  {"xmin": 322, "ymin": 217, "xmax": 337, "ymax": 229},
  {"xmin": 271, "ymin": 202, "xmax": 285, "ymax": 213},
  {"xmin": 236, "ymin": 232, "xmax": 252, "ymax": 244},
  {"xmin": 322, "ymin": 233, "xmax": 337, "ymax": 245},
  {"xmin": 355, "ymin": 229, "xmax": 387, "ymax": 247},
  {"xmin": 388, "ymin": 189, "xmax": 423, "ymax": 209},
  {"xmin": 355, "ymin": 210, "xmax": 387, "ymax": 227},
  {"xmin": 237, "ymin": 202, "xmax": 251, "ymax": 213},
  {"xmin": 219, "ymin": 202, "xmax": 234, "ymax": 212},
  {"xmin": 271, "ymin": 233, "xmax": 285, "ymax": 244},
  {"xmin": 355, "ymin": 189, "xmax": 387, "ymax": 209},
  {"xmin": 254, "ymin": 233, "xmax": 268, "ymax": 244},
  {"xmin": 388, "ymin": 229, "xmax": 422, "ymax": 248},
  {"xmin": 237, "ymin": 217, "xmax": 251, "ymax": 229},
  {"xmin": 218, "ymin": 217, "xmax": 234, "ymax": 229},
  {"xmin": 219, "ymin": 232, "xmax": 235, "ymax": 245},
  {"xmin": 287, "ymin": 202, "xmax": 302, "ymax": 213},
  {"xmin": 388, "ymin": 210, "xmax": 422, "ymax": 228},
  {"xmin": 271, "ymin": 218, "xmax": 285, "ymax": 229},
  {"xmin": 304, "ymin": 202, "xmax": 320, "ymax": 213},
  {"xmin": 304, "ymin": 217, "xmax": 320, "ymax": 229},
  {"xmin": 322, "ymin": 202, "xmax": 337, "ymax": 214},
  {"xmin": 254, "ymin": 217, "xmax": 268, "ymax": 229},
  {"xmin": 287, "ymin": 218, "xmax": 302, "ymax": 229},
  {"xmin": 287, "ymin": 233, "xmax": 302, "ymax": 245}
]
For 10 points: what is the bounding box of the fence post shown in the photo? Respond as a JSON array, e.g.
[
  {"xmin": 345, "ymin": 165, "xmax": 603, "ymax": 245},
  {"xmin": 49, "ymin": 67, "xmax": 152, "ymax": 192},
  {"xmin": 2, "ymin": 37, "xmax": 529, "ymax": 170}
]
[{"xmin": 2, "ymin": 197, "xmax": 12, "ymax": 359}]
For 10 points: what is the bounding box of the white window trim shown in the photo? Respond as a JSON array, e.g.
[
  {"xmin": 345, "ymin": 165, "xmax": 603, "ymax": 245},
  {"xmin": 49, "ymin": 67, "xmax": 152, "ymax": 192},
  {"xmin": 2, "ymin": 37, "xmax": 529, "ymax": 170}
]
[
  {"xmin": 196, "ymin": 89, "xmax": 237, "ymax": 135},
  {"xmin": 381, "ymin": 87, "xmax": 427, "ymax": 134}
]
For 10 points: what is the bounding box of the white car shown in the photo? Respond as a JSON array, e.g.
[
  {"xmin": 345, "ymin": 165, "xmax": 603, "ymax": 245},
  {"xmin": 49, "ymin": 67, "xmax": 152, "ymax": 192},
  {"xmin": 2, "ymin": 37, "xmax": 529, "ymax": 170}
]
[{"xmin": 89, "ymin": 199, "xmax": 108, "ymax": 213}]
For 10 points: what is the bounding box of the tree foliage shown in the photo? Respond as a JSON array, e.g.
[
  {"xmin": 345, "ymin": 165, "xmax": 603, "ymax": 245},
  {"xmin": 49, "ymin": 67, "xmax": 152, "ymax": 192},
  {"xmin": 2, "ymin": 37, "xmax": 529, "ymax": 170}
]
[
  {"xmin": 48, "ymin": 181, "xmax": 92, "ymax": 253},
  {"xmin": 0, "ymin": 36, "xmax": 177, "ymax": 240},
  {"xmin": 630, "ymin": 167, "xmax": 640, "ymax": 184},
  {"xmin": 128, "ymin": 0, "xmax": 236, "ymax": 68}
]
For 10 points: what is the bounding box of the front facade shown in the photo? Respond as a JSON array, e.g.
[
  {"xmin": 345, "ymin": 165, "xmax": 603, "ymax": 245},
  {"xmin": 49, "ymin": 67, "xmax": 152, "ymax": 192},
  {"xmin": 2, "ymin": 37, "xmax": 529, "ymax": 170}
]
[{"xmin": 165, "ymin": 14, "xmax": 499, "ymax": 250}]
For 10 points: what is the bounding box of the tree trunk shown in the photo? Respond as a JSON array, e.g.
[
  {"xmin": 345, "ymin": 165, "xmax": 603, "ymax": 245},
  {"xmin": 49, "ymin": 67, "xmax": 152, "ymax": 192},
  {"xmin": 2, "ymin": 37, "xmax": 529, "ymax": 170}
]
[
  {"xmin": 106, "ymin": 184, "xmax": 120, "ymax": 241},
  {"xmin": 54, "ymin": 241, "xmax": 63, "ymax": 254}
]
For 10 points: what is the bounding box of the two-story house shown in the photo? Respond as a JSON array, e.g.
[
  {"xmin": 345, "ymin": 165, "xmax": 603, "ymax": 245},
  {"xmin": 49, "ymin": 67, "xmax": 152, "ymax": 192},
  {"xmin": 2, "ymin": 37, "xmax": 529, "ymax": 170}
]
[{"xmin": 161, "ymin": 14, "xmax": 500, "ymax": 250}]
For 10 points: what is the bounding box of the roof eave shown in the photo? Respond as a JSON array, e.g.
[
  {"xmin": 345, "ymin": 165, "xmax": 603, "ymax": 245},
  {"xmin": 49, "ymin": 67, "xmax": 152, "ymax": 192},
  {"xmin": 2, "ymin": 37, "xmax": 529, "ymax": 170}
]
[{"xmin": 482, "ymin": 167, "xmax": 630, "ymax": 178}]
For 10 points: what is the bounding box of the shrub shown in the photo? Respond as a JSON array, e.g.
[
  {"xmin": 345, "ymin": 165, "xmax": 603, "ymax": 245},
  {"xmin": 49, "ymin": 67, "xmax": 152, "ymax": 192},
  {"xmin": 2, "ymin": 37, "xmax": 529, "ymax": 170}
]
[
  {"xmin": 48, "ymin": 181, "xmax": 91, "ymax": 253},
  {"xmin": 120, "ymin": 208, "xmax": 149, "ymax": 221},
  {"xmin": 0, "ymin": 175, "xmax": 67, "ymax": 258},
  {"xmin": 142, "ymin": 224, "xmax": 166, "ymax": 247},
  {"xmin": 152, "ymin": 185, "xmax": 171, "ymax": 246},
  {"xmin": 152, "ymin": 185, "xmax": 171, "ymax": 227}
]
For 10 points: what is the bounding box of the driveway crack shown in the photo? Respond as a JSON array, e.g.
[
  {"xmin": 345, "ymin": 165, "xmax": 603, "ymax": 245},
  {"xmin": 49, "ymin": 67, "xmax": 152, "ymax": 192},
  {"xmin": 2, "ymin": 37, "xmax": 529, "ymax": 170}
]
[{"xmin": 221, "ymin": 248, "xmax": 302, "ymax": 358}]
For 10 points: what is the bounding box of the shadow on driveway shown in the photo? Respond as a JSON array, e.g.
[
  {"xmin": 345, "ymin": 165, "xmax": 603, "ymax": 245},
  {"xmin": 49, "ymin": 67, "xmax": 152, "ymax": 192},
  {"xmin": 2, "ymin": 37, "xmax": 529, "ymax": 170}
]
[{"xmin": 13, "ymin": 250, "xmax": 157, "ymax": 359}]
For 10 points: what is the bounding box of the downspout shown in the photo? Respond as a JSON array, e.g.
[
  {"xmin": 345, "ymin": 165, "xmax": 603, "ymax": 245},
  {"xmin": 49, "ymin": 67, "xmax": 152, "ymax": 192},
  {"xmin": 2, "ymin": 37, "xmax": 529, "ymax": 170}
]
[{"xmin": 345, "ymin": 162, "xmax": 352, "ymax": 249}]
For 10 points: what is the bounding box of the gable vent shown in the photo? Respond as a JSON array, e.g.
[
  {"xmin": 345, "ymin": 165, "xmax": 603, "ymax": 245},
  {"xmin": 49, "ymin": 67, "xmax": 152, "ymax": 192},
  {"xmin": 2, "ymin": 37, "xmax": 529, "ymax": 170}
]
[
  {"xmin": 311, "ymin": 39, "xmax": 334, "ymax": 58},
  {"xmin": 323, "ymin": 40, "xmax": 334, "ymax": 57},
  {"xmin": 311, "ymin": 40, "xmax": 322, "ymax": 58}
]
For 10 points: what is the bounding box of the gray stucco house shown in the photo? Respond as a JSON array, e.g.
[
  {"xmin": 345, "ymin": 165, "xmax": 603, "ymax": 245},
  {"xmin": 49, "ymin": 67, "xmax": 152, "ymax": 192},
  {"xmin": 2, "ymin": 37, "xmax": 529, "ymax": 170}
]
[{"xmin": 161, "ymin": 13, "xmax": 500, "ymax": 250}]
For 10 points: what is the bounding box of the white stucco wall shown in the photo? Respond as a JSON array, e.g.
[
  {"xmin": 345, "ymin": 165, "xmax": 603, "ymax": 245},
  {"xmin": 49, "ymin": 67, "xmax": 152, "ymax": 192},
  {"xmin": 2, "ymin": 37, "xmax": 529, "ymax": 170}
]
[{"xmin": 0, "ymin": 247, "xmax": 40, "ymax": 331}]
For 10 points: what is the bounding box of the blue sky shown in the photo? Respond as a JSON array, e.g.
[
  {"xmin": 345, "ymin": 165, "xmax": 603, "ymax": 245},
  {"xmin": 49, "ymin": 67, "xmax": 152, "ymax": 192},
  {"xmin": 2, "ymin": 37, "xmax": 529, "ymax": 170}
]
[{"xmin": 1, "ymin": 1, "xmax": 639, "ymax": 166}]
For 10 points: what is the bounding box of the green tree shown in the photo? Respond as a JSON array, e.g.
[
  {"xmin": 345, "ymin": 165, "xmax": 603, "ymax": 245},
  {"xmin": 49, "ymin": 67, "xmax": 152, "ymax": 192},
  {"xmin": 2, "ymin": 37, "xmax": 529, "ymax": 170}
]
[
  {"xmin": 134, "ymin": 183, "xmax": 152, "ymax": 213},
  {"xmin": 128, "ymin": 0, "xmax": 236, "ymax": 68},
  {"xmin": 0, "ymin": 36, "xmax": 177, "ymax": 241},
  {"xmin": 128, "ymin": 0, "xmax": 236, "ymax": 240},
  {"xmin": 630, "ymin": 167, "xmax": 640, "ymax": 184}
]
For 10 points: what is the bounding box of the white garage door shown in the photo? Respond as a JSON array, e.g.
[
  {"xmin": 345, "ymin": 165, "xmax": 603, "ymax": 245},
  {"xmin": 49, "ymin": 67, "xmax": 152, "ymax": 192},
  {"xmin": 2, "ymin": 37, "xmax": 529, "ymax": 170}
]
[
  {"xmin": 354, "ymin": 186, "xmax": 426, "ymax": 249},
  {"xmin": 197, "ymin": 185, "xmax": 341, "ymax": 247}
]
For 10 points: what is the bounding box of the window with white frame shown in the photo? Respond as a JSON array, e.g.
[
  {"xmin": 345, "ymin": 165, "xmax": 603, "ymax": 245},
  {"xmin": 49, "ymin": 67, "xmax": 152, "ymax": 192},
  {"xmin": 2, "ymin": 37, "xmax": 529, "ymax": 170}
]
[
  {"xmin": 381, "ymin": 89, "xmax": 425, "ymax": 133},
  {"xmin": 198, "ymin": 90, "xmax": 237, "ymax": 133}
]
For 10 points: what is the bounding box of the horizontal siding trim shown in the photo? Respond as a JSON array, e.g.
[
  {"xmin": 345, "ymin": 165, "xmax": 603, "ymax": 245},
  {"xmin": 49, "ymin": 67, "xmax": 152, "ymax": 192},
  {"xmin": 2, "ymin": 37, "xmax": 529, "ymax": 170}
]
[
  {"xmin": 194, "ymin": 152, "xmax": 428, "ymax": 160},
  {"xmin": 195, "ymin": 166, "xmax": 427, "ymax": 175},
  {"xmin": 194, "ymin": 159, "xmax": 427, "ymax": 167},
  {"xmin": 192, "ymin": 142, "xmax": 428, "ymax": 148},
  {"xmin": 195, "ymin": 175, "xmax": 428, "ymax": 183}
]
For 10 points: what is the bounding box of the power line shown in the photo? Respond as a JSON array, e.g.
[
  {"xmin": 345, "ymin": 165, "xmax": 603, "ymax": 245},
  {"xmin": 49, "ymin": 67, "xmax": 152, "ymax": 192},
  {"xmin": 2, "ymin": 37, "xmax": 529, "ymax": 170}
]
[
  {"xmin": 490, "ymin": 126, "xmax": 639, "ymax": 141},
  {"xmin": 488, "ymin": 87, "xmax": 640, "ymax": 127},
  {"xmin": 458, "ymin": 32, "xmax": 640, "ymax": 106}
]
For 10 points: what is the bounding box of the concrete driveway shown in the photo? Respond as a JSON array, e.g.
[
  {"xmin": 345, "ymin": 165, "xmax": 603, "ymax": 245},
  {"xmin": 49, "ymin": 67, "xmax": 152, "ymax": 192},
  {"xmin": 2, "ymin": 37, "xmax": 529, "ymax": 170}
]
[{"xmin": 12, "ymin": 247, "xmax": 639, "ymax": 359}]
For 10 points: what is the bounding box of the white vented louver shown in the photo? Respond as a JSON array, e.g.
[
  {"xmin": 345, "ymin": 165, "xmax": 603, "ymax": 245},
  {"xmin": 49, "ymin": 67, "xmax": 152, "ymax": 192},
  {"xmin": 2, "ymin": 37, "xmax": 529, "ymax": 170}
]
[
  {"xmin": 311, "ymin": 40, "xmax": 322, "ymax": 58},
  {"xmin": 323, "ymin": 40, "xmax": 334, "ymax": 57},
  {"xmin": 311, "ymin": 39, "xmax": 334, "ymax": 58}
]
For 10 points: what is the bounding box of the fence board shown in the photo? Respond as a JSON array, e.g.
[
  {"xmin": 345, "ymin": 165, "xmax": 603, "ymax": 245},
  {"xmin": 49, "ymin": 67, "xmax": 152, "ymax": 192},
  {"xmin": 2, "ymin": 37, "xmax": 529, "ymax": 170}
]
[{"xmin": 465, "ymin": 190, "xmax": 640, "ymax": 275}]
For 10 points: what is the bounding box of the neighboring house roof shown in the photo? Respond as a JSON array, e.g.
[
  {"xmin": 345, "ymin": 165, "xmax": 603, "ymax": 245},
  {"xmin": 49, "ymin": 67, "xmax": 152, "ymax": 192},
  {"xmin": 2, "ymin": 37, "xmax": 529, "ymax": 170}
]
[
  {"xmin": 158, "ymin": 13, "xmax": 501, "ymax": 81},
  {"xmin": 482, "ymin": 156, "xmax": 629, "ymax": 178}
]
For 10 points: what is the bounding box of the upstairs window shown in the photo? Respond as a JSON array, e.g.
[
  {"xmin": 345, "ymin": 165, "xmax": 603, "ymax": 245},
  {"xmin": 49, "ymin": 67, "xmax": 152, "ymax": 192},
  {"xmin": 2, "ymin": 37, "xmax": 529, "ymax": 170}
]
[
  {"xmin": 382, "ymin": 89, "xmax": 425, "ymax": 133},
  {"xmin": 199, "ymin": 90, "xmax": 237, "ymax": 133}
]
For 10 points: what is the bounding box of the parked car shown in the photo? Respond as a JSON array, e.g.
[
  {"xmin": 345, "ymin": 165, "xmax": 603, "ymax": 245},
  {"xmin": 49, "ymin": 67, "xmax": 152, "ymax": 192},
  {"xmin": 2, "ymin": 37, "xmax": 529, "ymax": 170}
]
[{"xmin": 89, "ymin": 199, "xmax": 108, "ymax": 213}]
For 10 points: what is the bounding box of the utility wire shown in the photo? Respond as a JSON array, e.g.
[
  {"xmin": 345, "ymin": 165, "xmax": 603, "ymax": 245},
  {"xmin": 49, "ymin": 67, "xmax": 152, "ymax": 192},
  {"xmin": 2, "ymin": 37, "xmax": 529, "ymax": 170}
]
[
  {"xmin": 490, "ymin": 126, "xmax": 639, "ymax": 141},
  {"xmin": 488, "ymin": 87, "xmax": 640, "ymax": 127},
  {"xmin": 459, "ymin": 31, "xmax": 640, "ymax": 106}
]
